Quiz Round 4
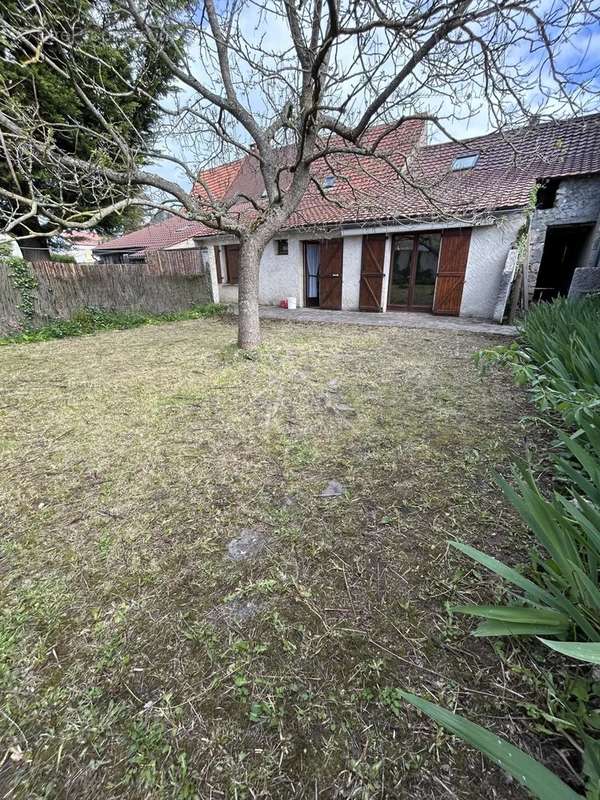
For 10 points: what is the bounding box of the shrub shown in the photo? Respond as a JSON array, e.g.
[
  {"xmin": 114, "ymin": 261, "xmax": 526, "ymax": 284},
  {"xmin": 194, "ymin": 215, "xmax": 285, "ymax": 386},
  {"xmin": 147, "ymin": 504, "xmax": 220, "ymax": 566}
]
[
  {"xmin": 477, "ymin": 294, "xmax": 600, "ymax": 432},
  {"xmin": 463, "ymin": 298, "xmax": 600, "ymax": 649},
  {"xmin": 422, "ymin": 296, "xmax": 600, "ymax": 799},
  {"xmin": 450, "ymin": 413, "xmax": 600, "ymax": 643}
]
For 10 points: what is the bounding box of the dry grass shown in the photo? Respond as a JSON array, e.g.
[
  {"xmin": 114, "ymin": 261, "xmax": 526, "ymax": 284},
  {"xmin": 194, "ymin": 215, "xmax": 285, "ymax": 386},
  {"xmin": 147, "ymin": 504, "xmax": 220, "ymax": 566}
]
[{"xmin": 0, "ymin": 317, "xmax": 549, "ymax": 799}]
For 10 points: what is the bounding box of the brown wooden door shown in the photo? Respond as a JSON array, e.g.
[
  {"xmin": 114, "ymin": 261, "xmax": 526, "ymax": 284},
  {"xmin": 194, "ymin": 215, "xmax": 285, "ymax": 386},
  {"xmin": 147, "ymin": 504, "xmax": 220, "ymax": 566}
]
[
  {"xmin": 359, "ymin": 234, "xmax": 386, "ymax": 311},
  {"xmin": 319, "ymin": 238, "xmax": 343, "ymax": 309},
  {"xmin": 224, "ymin": 244, "xmax": 240, "ymax": 284},
  {"xmin": 433, "ymin": 229, "xmax": 472, "ymax": 315}
]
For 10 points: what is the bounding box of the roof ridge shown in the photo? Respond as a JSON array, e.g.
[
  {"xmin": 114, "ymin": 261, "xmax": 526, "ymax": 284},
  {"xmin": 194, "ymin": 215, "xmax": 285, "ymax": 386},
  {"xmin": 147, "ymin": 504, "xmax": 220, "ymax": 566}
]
[{"xmin": 423, "ymin": 111, "xmax": 600, "ymax": 153}]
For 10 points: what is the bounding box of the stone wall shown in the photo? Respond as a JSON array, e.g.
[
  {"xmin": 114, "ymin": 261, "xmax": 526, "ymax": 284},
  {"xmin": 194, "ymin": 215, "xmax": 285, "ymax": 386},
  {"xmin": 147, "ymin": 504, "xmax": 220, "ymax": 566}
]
[
  {"xmin": 569, "ymin": 267, "xmax": 600, "ymax": 298},
  {"xmin": 528, "ymin": 175, "xmax": 600, "ymax": 296}
]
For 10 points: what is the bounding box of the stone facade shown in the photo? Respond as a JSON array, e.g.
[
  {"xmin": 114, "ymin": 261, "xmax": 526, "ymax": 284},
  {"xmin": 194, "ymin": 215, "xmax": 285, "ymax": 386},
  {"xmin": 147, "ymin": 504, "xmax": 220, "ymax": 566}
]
[
  {"xmin": 528, "ymin": 175, "xmax": 600, "ymax": 296},
  {"xmin": 569, "ymin": 267, "xmax": 600, "ymax": 297}
]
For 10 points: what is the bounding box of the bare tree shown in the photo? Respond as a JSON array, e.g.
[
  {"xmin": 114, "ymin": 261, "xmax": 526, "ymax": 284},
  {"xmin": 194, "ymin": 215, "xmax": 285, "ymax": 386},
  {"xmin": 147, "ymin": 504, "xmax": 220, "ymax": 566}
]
[{"xmin": 1, "ymin": 0, "xmax": 599, "ymax": 347}]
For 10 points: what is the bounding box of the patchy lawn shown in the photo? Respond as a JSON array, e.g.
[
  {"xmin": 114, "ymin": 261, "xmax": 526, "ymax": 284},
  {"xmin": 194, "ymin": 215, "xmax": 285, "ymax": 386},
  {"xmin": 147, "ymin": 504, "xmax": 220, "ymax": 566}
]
[{"xmin": 0, "ymin": 317, "xmax": 546, "ymax": 799}]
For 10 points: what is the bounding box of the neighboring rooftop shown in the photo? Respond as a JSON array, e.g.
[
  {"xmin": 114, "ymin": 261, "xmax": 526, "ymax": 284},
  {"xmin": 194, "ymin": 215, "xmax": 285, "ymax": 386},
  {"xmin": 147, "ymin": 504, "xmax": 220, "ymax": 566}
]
[{"xmin": 94, "ymin": 213, "xmax": 212, "ymax": 254}]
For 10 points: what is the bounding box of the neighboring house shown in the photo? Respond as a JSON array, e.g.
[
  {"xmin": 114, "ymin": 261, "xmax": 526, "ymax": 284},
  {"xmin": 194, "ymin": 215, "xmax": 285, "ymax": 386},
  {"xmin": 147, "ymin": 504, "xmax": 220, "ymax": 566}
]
[
  {"xmin": 55, "ymin": 230, "xmax": 104, "ymax": 263},
  {"xmin": 93, "ymin": 161, "xmax": 244, "ymax": 264},
  {"xmin": 93, "ymin": 214, "xmax": 210, "ymax": 263},
  {"xmin": 97, "ymin": 113, "xmax": 600, "ymax": 318}
]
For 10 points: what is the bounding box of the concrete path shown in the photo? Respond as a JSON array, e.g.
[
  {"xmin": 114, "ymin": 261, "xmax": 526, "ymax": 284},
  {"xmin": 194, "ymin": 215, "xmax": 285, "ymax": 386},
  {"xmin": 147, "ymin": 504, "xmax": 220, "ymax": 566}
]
[{"xmin": 249, "ymin": 306, "xmax": 517, "ymax": 336}]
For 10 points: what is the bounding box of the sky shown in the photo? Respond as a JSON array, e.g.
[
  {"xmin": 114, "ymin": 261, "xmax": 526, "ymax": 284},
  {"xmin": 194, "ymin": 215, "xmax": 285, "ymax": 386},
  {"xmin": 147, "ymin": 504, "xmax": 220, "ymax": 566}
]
[{"xmin": 149, "ymin": 1, "xmax": 600, "ymax": 190}]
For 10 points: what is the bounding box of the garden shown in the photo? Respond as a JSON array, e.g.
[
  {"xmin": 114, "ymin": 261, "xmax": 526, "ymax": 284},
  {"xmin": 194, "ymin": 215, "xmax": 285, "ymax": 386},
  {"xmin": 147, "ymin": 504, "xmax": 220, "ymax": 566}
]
[{"xmin": 0, "ymin": 299, "xmax": 598, "ymax": 799}]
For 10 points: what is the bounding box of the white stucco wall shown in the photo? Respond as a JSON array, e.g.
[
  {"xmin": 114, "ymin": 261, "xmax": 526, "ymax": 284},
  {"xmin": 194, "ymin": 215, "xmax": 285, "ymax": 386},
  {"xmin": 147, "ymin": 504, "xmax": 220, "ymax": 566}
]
[
  {"xmin": 201, "ymin": 243, "xmax": 220, "ymax": 304},
  {"xmin": 168, "ymin": 237, "xmax": 197, "ymax": 250},
  {"xmin": 460, "ymin": 213, "xmax": 525, "ymax": 318},
  {"xmin": 201, "ymin": 216, "xmax": 525, "ymax": 319},
  {"xmin": 341, "ymin": 236, "xmax": 362, "ymax": 310},
  {"xmin": 380, "ymin": 235, "xmax": 392, "ymax": 312},
  {"xmin": 0, "ymin": 235, "xmax": 22, "ymax": 258},
  {"xmin": 259, "ymin": 237, "xmax": 304, "ymax": 306}
]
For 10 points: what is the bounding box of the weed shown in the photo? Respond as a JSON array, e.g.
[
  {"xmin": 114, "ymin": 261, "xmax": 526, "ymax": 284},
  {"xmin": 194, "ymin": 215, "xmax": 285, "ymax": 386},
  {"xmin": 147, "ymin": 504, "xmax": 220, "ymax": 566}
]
[
  {"xmin": 0, "ymin": 303, "xmax": 225, "ymax": 345},
  {"xmin": 0, "ymin": 317, "xmax": 543, "ymax": 799}
]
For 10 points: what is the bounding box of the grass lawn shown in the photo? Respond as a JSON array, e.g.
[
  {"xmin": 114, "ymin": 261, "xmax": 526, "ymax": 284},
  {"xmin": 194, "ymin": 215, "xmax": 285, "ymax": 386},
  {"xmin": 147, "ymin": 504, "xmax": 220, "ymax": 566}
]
[{"xmin": 0, "ymin": 317, "xmax": 547, "ymax": 799}]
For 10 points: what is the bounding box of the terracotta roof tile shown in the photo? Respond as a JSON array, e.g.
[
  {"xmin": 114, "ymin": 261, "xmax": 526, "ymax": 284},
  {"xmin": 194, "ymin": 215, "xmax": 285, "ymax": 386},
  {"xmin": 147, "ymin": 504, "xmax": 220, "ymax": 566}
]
[
  {"xmin": 98, "ymin": 112, "xmax": 600, "ymax": 253},
  {"xmin": 283, "ymin": 113, "xmax": 600, "ymax": 228},
  {"xmin": 94, "ymin": 214, "xmax": 213, "ymax": 252},
  {"xmin": 192, "ymin": 159, "xmax": 243, "ymax": 200}
]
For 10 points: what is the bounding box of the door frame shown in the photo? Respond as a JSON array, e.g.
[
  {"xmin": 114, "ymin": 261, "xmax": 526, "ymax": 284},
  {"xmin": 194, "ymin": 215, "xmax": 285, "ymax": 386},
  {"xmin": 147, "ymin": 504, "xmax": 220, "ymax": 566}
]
[
  {"xmin": 387, "ymin": 230, "xmax": 440, "ymax": 312},
  {"xmin": 303, "ymin": 240, "xmax": 321, "ymax": 307}
]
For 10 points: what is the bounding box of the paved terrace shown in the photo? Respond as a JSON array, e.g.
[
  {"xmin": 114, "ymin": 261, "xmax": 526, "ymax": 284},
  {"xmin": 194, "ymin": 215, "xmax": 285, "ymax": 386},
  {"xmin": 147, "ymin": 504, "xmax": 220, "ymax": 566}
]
[{"xmin": 239, "ymin": 306, "xmax": 517, "ymax": 336}]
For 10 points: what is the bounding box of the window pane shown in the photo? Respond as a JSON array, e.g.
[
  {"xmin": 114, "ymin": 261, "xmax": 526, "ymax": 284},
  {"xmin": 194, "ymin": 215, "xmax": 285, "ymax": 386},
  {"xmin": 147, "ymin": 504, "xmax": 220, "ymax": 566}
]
[
  {"xmin": 413, "ymin": 234, "xmax": 440, "ymax": 308},
  {"xmin": 389, "ymin": 237, "xmax": 413, "ymax": 306}
]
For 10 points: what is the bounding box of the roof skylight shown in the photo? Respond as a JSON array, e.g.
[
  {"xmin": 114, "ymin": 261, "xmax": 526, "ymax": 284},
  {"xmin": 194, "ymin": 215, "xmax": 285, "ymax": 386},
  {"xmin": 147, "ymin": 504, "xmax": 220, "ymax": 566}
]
[
  {"xmin": 322, "ymin": 175, "xmax": 336, "ymax": 189},
  {"xmin": 451, "ymin": 153, "xmax": 479, "ymax": 171}
]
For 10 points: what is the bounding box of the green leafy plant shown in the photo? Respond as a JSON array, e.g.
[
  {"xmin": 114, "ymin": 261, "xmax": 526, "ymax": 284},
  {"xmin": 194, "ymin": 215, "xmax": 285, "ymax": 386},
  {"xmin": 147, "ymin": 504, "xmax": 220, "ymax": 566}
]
[
  {"xmin": 450, "ymin": 413, "xmax": 600, "ymax": 644},
  {"xmin": 449, "ymin": 296, "xmax": 600, "ymax": 797},
  {"xmin": 0, "ymin": 304, "xmax": 226, "ymax": 345},
  {"xmin": 49, "ymin": 252, "xmax": 76, "ymax": 263},
  {"xmin": 540, "ymin": 640, "xmax": 600, "ymax": 665},
  {"xmin": 2, "ymin": 254, "xmax": 38, "ymax": 320},
  {"xmin": 476, "ymin": 295, "xmax": 600, "ymax": 434},
  {"xmin": 398, "ymin": 691, "xmax": 583, "ymax": 800}
]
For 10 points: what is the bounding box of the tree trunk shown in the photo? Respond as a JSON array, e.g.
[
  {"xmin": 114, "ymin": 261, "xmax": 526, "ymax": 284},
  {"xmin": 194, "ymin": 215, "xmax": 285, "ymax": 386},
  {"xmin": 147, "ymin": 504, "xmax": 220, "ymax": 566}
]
[{"xmin": 237, "ymin": 237, "xmax": 265, "ymax": 349}]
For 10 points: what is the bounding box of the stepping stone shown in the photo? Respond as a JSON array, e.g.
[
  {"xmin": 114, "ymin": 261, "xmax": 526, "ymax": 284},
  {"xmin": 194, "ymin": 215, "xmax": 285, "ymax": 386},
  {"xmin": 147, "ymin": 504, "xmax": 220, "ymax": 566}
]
[
  {"xmin": 320, "ymin": 480, "xmax": 345, "ymax": 498},
  {"xmin": 280, "ymin": 495, "xmax": 296, "ymax": 508},
  {"xmin": 207, "ymin": 599, "xmax": 263, "ymax": 626},
  {"xmin": 227, "ymin": 528, "xmax": 266, "ymax": 561},
  {"xmin": 333, "ymin": 403, "xmax": 355, "ymax": 415}
]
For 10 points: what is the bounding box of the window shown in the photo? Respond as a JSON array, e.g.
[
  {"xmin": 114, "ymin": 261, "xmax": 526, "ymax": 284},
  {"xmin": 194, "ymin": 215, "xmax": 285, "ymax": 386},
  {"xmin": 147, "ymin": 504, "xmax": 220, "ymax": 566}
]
[
  {"xmin": 276, "ymin": 239, "xmax": 288, "ymax": 255},
  {"xmin": 322, "ymin": 175, "xmax": 336, "ymax": 189},
  {"xmin": 536, "ymin": 178, "xmax": 560, "ymax": 209},
  {"xmin": 451, "ymin": 153, "xmax": 479, "ymax": 171}
]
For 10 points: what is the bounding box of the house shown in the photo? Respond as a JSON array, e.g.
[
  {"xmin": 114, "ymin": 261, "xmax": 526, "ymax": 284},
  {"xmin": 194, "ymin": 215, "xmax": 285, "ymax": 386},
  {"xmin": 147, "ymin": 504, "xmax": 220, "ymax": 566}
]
[
  {"xmin": 54, "ymin": 230, "xmax": 104, "ymax": 263},
  {"xmin": 93, "ymin": 161, "xmax": 243, "ymax": 263},
  {"xmin": 97, "ymin": 113, "xmax": 600, "ymax": 317},
  {"xmin": 93, "ymin": 213, "xmax": 210, "ymax": 263}
]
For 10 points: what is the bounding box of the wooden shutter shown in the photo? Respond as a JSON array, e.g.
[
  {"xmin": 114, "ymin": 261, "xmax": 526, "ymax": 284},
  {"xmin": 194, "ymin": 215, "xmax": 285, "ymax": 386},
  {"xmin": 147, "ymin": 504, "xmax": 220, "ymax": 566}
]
[
  {"xmin": 214, "ymin": 246, "xmax": 223, "ymax": 283},
  {"xmin": 359, "ymin": 234, "xmax": 386, "ymax": 311},
  {"xmin": 224, "ymin": 244, "xmax": 240, "ymax": 284},
  {"xmin": 433, "ymin": 229, "xmax": 472, "ymax": 316},
  {"xmin": 319, "ymin": 239, "xmax": 343, "ymax": 310}
]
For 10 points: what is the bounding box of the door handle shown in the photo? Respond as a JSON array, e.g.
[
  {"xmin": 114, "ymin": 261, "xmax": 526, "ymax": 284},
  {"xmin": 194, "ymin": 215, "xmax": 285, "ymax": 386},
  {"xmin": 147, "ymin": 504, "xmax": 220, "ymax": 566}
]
[{"xmin": 331, "ymin": 273, "xmax": 340, "ymax": 277}]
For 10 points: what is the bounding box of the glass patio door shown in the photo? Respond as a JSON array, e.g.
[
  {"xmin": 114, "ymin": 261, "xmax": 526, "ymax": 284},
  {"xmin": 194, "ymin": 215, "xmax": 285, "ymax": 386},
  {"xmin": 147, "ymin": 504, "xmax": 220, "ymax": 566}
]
[{"xmin": 388, "ymin": 233, "xmax": 441, "ymax": 311}]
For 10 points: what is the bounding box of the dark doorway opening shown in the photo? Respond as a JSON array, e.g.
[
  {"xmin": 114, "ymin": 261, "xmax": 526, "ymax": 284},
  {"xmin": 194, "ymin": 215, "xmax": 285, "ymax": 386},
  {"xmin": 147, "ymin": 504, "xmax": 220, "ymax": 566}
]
[{"xmin": 533, "ymin": 224, "xmax": 593, "ymax": 302}]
